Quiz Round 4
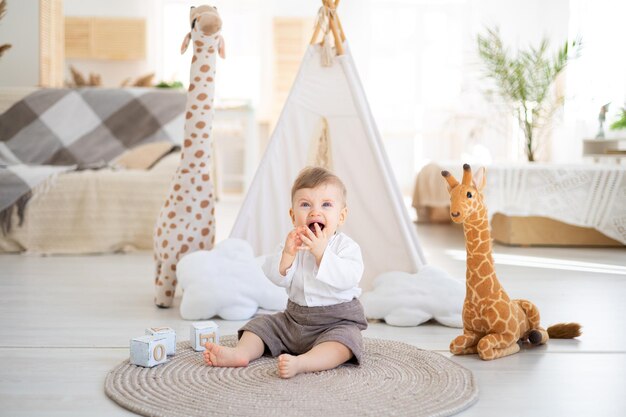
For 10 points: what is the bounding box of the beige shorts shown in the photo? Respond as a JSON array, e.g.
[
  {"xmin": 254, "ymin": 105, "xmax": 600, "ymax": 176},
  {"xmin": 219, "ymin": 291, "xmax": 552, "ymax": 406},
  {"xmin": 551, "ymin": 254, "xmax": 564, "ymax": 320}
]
[{"xmin": 239, "ymin": 298, "xmax": 368, "ymax": 365}]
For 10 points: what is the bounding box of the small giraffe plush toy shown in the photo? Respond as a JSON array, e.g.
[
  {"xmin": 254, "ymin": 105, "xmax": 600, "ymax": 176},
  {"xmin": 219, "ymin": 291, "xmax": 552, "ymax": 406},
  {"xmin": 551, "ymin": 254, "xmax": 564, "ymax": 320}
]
[
  {"xmin": 153, "ymin": 5, "xmax": 225, "ymax": 308},
  {"xmin": 441, "ymin": 164, "xmax": 581, "ymax": 360}
]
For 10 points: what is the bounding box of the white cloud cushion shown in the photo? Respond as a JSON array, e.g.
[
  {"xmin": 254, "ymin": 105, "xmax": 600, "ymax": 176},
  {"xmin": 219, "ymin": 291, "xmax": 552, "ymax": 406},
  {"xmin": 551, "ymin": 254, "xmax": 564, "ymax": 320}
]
[
  {"xmin": 360, "ymin": 265, "xmax": 464, "ymax": 328},
  {"xmin": 177, "ymin": 238, "xmax": 288, "ymax": 320}
]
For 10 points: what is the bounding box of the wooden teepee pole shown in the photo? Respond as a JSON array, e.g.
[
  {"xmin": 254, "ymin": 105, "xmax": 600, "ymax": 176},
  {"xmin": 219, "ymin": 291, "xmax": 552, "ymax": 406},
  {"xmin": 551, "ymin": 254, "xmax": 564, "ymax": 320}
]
[
  {"xmin": 326, "ymin": 0, "xmax": 344, "ymax": 55},
  {"xmin": 310, "ymin": 0, "xmax": 345, "ymax": 52},
  {"xmin": 332, "ymin": 0, "xmax": 346, "ymax": 42},
  {"xmin": 310, "ymin": 10, "xmax": 323, "ymax": 45}
]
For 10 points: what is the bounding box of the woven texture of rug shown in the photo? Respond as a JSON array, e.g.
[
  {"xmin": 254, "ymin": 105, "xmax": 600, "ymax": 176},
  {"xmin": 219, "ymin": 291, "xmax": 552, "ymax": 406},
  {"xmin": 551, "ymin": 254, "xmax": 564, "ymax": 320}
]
[{"xmin": 105, "ymin": 335, "xmax": 478, "ymax": 417}]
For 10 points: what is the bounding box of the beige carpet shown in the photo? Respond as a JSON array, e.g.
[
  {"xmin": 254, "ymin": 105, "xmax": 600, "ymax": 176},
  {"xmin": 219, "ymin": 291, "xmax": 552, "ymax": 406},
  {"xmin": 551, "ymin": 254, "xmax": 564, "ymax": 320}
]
[{"xmin": 105, "ymin": 335, "xmax": 478, "ymax": 417}]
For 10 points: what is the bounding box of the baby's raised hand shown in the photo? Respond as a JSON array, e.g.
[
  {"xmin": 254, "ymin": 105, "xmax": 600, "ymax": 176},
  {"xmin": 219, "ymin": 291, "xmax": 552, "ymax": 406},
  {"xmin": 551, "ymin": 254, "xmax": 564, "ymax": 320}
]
[
  {"xmin": 299, "ymin": 223, "xmax": 328, "ymax": 265},
  {"xmin": 283, "ymin": 226, "xmax": 307, "ymax": 257}
]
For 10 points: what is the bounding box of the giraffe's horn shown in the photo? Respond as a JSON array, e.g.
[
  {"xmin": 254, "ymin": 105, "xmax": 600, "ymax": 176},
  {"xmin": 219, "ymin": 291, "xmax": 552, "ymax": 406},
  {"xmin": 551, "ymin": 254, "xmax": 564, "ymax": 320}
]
[
  {"xmin": 441, "ymin": 170, "xmax": 459, "ymax": 188},
  {"xmin": 462, "ymin": 163, "xmax": 472, "ymax": 186}
]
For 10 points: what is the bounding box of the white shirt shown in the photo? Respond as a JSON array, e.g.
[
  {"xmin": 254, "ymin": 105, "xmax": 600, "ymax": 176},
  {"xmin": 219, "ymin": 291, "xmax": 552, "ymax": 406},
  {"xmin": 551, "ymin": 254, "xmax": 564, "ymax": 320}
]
[{"xmin": 262, "ymin": 232, "xmax": 364, "ymax": 307}]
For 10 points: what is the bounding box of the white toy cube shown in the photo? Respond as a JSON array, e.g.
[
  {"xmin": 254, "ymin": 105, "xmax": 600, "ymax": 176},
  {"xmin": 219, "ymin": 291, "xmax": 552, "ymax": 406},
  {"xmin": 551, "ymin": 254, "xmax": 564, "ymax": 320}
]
[
  {"xmin": 190, "ymin": 321, "xmax": 219, "ymax": 352},
  {"xmin": 145, "ymin": 327, "xmax": 176, "ymax": 356},
  {"xmin": 130, "ymin": 335, "xmax": 169, "ymax": 367}
]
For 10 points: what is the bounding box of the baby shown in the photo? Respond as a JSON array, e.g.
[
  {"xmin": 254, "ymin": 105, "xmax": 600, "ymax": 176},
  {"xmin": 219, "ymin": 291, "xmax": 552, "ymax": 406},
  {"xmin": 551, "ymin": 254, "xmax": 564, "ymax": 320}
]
[{"xmin": 204, "ymin": 166, "xmax": 367, "ymax": 378}]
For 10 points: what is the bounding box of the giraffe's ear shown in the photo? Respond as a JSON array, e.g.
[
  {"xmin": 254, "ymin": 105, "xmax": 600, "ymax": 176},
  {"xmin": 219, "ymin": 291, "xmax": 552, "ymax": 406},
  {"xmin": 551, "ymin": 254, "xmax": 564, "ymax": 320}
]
[
  {"xmin": 217, "ymin": 35, "xmax": 225, "ymax": 59},
  {"xmin": 180, "ymin": 32, "xmax": 191, "ymax": 54},
  {"xmin": 474, "ymin": 167, "xmax": 487, "ymax": 192}
]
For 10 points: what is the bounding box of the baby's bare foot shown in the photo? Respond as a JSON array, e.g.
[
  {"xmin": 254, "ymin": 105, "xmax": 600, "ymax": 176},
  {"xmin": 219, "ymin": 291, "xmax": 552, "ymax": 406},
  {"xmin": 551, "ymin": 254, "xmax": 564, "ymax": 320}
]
[
  {"xmin": 277, "ymin": 354, "xmax": 301, "ymax": 378},
  {"xmin": 203, "ymin": 342, "xmax": 249, "ymax": 367}
]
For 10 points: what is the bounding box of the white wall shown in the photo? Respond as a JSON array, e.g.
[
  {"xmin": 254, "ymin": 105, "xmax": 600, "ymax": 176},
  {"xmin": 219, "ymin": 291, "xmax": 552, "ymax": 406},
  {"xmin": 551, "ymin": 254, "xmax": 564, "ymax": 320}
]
[{"xmin": 0, "ymin": 0, "xmax": 40, "ymax": 87}]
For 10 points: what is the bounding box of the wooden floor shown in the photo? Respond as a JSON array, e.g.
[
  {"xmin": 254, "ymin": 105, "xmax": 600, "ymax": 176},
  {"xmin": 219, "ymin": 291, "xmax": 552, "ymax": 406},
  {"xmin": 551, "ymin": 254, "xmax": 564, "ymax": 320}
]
[{"xmin": 1, "ymin": 198, "xmax": 625, "ymax": 416}]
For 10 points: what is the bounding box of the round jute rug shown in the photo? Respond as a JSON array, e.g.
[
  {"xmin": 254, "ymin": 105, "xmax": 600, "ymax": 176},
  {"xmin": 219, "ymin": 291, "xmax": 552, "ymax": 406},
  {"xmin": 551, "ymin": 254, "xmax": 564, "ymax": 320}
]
[{"xmin": 105, "ymin": 335, "xmax": 478, "ymax": 417}]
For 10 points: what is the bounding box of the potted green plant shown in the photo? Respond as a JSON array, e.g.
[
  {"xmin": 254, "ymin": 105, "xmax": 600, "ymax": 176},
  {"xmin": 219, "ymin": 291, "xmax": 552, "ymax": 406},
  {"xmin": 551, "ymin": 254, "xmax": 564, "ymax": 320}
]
[
  {"xmin": 610, "ymin": 106, "xmax": 626, "ymax": 131},
  {"xmin": 477, "ymin": 27, "xmax": 582, "ymax": 161}
]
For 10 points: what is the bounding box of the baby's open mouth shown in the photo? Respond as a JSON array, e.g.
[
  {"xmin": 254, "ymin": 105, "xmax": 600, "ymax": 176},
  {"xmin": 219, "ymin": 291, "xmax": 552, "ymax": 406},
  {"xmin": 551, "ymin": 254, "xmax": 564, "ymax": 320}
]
[{"xmin": 307, "ymin": 222, "xmax": 325, "ymax": 233}]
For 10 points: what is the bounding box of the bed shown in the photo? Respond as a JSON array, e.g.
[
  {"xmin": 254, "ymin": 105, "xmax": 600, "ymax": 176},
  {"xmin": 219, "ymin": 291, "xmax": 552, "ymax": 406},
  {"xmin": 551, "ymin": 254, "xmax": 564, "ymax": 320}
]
[
  {"xmin": 1, "ymin": 87, "xmax": 257, "ymax": 254},
  {"xmin": 413, "ymin": 162, "xmax": 626, "ymax": 247},
  {"xmin": 0, "ymin": 149, "xmax": 179, "ymax": 253}
]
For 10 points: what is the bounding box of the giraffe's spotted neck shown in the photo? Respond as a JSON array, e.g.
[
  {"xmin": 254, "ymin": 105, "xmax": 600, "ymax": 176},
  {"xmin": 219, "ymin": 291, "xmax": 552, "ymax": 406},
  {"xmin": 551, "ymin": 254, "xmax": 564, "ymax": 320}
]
[
  {"xmin": 179, "ymin": 28, "xmax": 220, "ymax": 173},
  {"xmin": 462, "ymin": 201, "xmax": 504, "ymax": 300}
]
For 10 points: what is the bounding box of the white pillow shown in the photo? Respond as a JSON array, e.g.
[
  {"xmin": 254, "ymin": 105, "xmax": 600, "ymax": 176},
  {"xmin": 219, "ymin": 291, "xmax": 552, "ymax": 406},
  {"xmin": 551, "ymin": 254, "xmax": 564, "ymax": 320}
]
[
  {"xmin": 177, "ymin": 238, "xmax": 288, "ymax": 320},
  {"xmin": 360, "ymin": 265, "xmax": 464, "ymax": 328}
]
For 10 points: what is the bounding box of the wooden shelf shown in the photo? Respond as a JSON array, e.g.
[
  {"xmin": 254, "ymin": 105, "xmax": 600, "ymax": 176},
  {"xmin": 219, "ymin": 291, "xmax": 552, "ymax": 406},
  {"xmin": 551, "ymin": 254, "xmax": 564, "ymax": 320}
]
[
  {"xmin": 65, "ymin": 17, "xmax": 146, "ymax": 60},
  {"xmin": 582, "ymin": 138, "xmax": 626, "ymax": 162}
]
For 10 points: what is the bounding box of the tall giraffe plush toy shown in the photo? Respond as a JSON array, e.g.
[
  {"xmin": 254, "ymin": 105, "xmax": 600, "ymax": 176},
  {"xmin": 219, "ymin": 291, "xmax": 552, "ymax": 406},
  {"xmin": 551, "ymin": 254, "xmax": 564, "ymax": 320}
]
[
  {"xmin": 153, "ymin": 5, "xmax": 225, "ymax": 308},
  {"xmin": 441, "ymin": 164, "xmax": 581, "ymax": 360}
]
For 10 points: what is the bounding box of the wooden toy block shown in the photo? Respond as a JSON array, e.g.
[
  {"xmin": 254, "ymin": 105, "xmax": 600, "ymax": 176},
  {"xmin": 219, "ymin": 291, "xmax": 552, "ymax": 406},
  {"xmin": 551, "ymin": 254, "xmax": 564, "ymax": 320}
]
[
  {"xmin": 190, "ymin": 321, "xmax": 219, "ymax": 352},
  {"xmin": 145, "ymin": 327, "xmax": 176, "ymax": 356},
  {"xmin": 130, "ymin": 335, "xmax": 169, "ymax": 367}
]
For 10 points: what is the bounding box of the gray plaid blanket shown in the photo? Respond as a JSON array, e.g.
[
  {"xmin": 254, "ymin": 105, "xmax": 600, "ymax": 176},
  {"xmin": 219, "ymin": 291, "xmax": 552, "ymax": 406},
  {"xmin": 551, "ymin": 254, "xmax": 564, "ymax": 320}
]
[{"xmin": 0, "ymin": 88, "xmax": 186, "ymax": 233}]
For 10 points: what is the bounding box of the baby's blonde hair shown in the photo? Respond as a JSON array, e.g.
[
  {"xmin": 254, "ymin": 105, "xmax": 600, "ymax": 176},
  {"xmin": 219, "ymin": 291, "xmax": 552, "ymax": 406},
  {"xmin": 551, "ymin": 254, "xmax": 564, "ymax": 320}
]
[{"xmin": 291, "ymin": 166, "xmax": 347, "ymax": 206}]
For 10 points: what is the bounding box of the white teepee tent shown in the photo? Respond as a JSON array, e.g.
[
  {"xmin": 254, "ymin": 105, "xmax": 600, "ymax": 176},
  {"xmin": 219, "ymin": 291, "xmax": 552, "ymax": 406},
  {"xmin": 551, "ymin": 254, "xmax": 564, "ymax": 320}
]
[{"xmin": 230, "ymin": 0, "xmax": 426, "ymax": 290}]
